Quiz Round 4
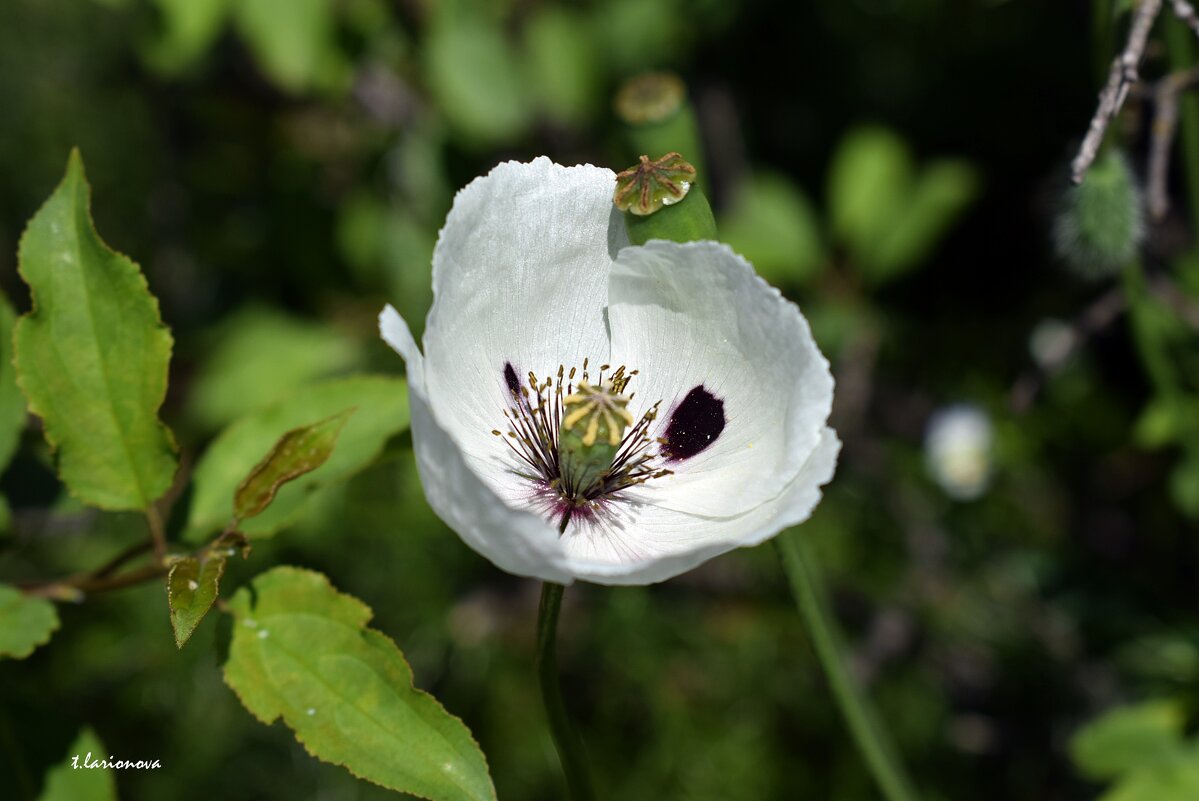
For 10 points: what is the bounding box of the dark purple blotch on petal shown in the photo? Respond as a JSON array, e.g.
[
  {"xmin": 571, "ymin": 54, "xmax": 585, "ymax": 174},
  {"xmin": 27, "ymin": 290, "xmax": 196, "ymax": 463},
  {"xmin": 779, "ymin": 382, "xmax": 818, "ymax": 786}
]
[
  {"xmin": 661, "ymin": 385, "xmax": 725, "ymax": 461},
  {"xmin": 503, "ymin": 362, "xmax": 521, "ymax": 397}
]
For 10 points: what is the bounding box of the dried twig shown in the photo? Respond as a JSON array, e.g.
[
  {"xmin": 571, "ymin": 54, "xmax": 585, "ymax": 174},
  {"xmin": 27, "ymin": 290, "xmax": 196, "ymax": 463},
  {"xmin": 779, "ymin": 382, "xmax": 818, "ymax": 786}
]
[
  {"xmin": 1148, "ymin": 65, "xmax": 1199, "ymax": 218},
  {"xmin": 1171, "ymin": 0, "xmax": 1199, "ymax": 38},
  {"xmin": 1009, "ymin": 287, "xmax": 1127, "ymax": 413},
  {"xmin": 1072, "ymin": 0, "xmax": 1164, "ymax": 184},
  {"xmin": 1149, "ymin": 271, "xmax": 1199, "ymax": 327}
]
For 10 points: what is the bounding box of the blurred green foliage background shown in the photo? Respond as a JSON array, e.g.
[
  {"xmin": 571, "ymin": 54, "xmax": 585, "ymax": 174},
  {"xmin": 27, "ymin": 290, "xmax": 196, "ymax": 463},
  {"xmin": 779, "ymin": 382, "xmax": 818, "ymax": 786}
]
[{"xmin": 2, "ymin": 0, "xmax": 1198, "ymax": 799}]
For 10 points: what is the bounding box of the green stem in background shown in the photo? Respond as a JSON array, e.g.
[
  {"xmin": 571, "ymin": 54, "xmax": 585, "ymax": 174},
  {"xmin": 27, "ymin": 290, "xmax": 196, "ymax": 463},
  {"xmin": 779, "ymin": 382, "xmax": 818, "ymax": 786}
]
[
  {"xmin": 775, "ymin": 530, "xmax": 919, "ymax": 801},
  {"xmin": 1165, "ymin": 16, "xmax": 1199, "ymax": 241},
  {"xmin": 1092, "ymin": 0, "xmax": 1114, "ymax": 87},
  {"xmin": 146, "ymin": 504, "xmax": 168, "ymax": 561},
  {"xmin": 536, "ymin": 582, "xmax": 597, "ymax": 801},
  {"xmin": 1122, "ymin": 261, "xmax": 1181, "ymax": 396}
]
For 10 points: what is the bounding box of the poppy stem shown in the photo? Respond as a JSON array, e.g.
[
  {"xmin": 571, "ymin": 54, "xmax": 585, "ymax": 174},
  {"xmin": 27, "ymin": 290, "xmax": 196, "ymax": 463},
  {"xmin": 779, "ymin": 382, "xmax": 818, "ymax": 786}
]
[
  {"xmin": 535, "ymin": 582, "xmax": 597, "ymax": 801},
  {"xmin": 775, "ymin": 530, "xmax": 920, "ymax": 801}
]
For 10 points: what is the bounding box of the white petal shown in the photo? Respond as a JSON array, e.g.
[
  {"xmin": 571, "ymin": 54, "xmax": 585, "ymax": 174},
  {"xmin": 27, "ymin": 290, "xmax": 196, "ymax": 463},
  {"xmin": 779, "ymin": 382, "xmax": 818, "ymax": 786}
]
[
  {"xmin": 422, "ymin": 158, "xmax": 627, "ymax": 481},
  {"xmin": 561, "ymin": 427, "xmax": 841, "ymax": 585},
  {"xmin": 608, "ymin": 240, "xmax": 834, "ymax": 517},
  {"xmin": 380, "ymin": 304, "xmax": 425, "ymax": 395},
  {"xmin": 379, "ymin": 306, "xmax": 575, "ymax": 583}
]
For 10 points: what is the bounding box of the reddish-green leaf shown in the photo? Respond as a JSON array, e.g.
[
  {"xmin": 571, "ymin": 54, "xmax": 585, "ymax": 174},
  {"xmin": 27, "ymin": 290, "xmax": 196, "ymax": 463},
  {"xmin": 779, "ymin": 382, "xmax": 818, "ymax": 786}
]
[{"xmin": 233, "ymin": 408, "xmax": 354, "ymax": 521}]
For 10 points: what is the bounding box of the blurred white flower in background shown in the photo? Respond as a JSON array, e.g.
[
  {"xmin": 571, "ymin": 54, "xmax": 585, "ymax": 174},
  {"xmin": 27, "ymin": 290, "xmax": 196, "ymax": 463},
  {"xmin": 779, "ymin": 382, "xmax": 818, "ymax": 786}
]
[
  {"xmin": 924, "ymin": 404, "xmax": 994, "ymax": 501},
  {"xmin": 1029, "ymin": 317, "xmax": 1077, "ymax": 371}
]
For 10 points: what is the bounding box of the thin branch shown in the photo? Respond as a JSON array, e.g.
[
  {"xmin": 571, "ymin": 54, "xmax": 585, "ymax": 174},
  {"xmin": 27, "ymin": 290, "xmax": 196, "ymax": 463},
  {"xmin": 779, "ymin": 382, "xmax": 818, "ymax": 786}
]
[
  {"xmin": 91, "ymin": 539, "xmax": 155, "ymax": 579},
  {"xmin": 14, "ymin": 538, "xmax": 155, "ymax": 595},
  {"xmin": 1148, "ymin": 65, "xmax": 1199, "ymax": 218},
  {"xmin": 1009, "ymin": 287, "xmax": 1127, "ymax": 413},
  {"xmin": 1073, "ymin": 0, "xmax": 1164, "ymax": 184},
  {"xmin": 1148, "ymin": 271, "xmax": 1199, "ymax": 326},
  {"xmin": 21, "ymin": 562, "xmax": 170, "ymax": 600},
  {"xmin": 1171, "ymin": 0, "xmax": 1199, "ymax": 38},
  {"xmin": 145, "ymin": 505, "xmax": 167, "ymax": 561}
]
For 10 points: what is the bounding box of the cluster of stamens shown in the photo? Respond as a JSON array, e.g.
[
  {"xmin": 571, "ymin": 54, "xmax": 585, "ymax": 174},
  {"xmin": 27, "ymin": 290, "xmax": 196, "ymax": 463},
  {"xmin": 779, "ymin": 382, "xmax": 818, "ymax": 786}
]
[{"xmin": 491, "ymin": 359, "xmax": 672, "ymax": 530}]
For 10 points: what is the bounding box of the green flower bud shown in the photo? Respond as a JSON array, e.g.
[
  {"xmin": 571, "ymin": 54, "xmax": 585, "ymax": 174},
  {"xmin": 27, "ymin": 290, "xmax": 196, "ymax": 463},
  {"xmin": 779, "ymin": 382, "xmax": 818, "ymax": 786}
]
[
  {"xmin": 614, "ymin": 153, "xmax": 718, "ymax": 244},
  {"xmin": 1054, "ymin": 150, "xmax": 1144, "ymax": 280},
  {"xmin": 614, "ymin": 72, "xmax": 707, "ymax": 190},
  {"xmin": 614, "ymin": 72, "xmax": 686, "ymax": 125}
]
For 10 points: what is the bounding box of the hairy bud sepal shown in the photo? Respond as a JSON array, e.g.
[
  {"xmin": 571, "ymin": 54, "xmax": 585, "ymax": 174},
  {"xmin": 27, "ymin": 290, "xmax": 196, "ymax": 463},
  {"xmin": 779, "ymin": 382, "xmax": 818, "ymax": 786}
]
[{"xmin": 1054, "ymin": 150, "xmax": 1144, "ymax": 280}]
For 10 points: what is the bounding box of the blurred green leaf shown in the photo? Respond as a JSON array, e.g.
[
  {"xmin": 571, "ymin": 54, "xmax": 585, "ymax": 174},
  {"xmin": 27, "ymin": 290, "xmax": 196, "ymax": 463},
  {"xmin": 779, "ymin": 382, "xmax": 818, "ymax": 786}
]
[
  {"xmin": 524, "ymin": 7, "xmax": 601, "ymax": 125},
  {"xmin": 143, "ymin": 0, "xmax": 230, "ymax": 73},
  {"xmin": 593, "ymin": 0, "xmax": 684, "ymax": 71},
  {"xmin": 0, "ymin": 291, "xmax": 25, "ymax": 474},
  {"xmin": 423, "ymin": 11, "xmax": 532, "ymax": 145},
  {"xmin": 1116, "ymin": 634, "xmax": 1199, "ymax": 684},
  {"xmin": 1134, "ymin": 397, "xmax": 1189, "ymax": 448},
  {"xmin": 867, "ymin": 158, "xmax": 979, "ymax": 283},
  {"xmin": 336, "ymin": 196, "xmax": 436, "ymax": 328},
  {"xmin": 35, "ymin": 727, "xmax": 117, "ymax": 801},
  {"xmin": 224, "ymin": 566, "xmax": 498, "ymax": 801},
  {"xmin": 0, "ymin": 584, "xmax": 59, "ymax": 660},
  {"xmin": 233, "ymin": 0, "xmax": 347, "ymax": 93},
  {"xmin": 14, "ymin": 149, "xmax": 177, "ymax": 510},
  {"xmin": 829, "ymin": 127, "xmax": 978, "ymax": 284},
  {"xmin": 1100, "ymin": 748, "xmax": 1199, "ymax": 801},
  {"xmin": 720, "ymin": 171, "xmax": 825, "ymax": 286},
  {"xmin": 186, "ymin": 306, "xmax": 360, "ymax": 432},
  {"xmin": 235, "ymin": 408, "xmax": 353, "ymax": 521},
  {"xmin": 1071, "ymin": 700, "xmax": 1186, "ymax": 781},
  {"xmin": 1169, "ymin": 447, "xmax": 1199, "ymax": 519},
  {"xmin": 829, "ymin": 126, "xmax": 913, "ymax": 259},
  {"xmin": 185, "ymin": 376, "xmax": 409, "ymax": 540},
  {"xmin": 168, "ymin": 532, "xmax": 249, "ymax": 648}
]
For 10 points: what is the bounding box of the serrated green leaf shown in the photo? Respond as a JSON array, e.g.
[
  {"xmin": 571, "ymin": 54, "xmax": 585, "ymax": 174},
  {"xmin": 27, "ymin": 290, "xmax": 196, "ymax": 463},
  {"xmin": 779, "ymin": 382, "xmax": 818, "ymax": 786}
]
[
  {"xmin": 235, "ymin": 408, "xmax": 354, "ymax": 521},
  {"xmin": 168, "ymin": 532, "xmax": 248, "ymax": 648},
  {"xmin": 0, "ymin": 583, "xmax": 59, "ymax": 660},
  {"xmin": 0, "ymin": 291, "xmax": 26, "ymax": 474},
  {"xmin": 185, "ymin": 376, "xmax": 408, "ymax": 540},
  {"xmin": 1071, "ymin": 700, "xmax": 1187, "ymax": 781},
  {"xmin": 13, "ymin": 149, "xmax": 178, "ymax": 511},
  {"xmin": 234, "ymin": 0, "xmax": 347, "ymax": 93},
  {"xmin": 224, "ymin": 567, "xmax": 497, "ymax": 801},
  {"xmin": 36, "ymin": 727, "xmax": 118, "ymax": 801}
]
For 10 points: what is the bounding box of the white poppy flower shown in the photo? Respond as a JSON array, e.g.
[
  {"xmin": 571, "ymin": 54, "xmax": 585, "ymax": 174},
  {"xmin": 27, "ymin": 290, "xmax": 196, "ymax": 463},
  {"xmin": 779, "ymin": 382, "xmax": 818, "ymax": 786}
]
[{"xmin": 379, "ymin": 157, "xmax": 838, "ymax": 585}]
